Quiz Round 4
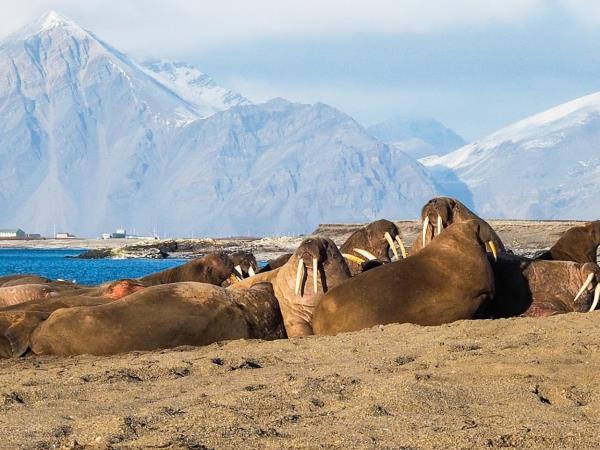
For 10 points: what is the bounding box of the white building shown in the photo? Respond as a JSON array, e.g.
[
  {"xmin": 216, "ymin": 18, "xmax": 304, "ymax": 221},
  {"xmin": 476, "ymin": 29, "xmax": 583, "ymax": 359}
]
[{"xmin": 0, "ymin": 229, "xmax": 26, "ymax": 239}]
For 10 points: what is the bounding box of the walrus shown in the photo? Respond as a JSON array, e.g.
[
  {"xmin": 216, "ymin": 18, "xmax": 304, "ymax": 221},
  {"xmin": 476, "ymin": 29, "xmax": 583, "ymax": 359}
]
[
  {"xmin": 484, "ymin": 253, "xmax": 600, "ymax": 318},
  {"xmin": 0, "ymin": 278, "xmax": 144, "ymax": 309},
  {"xmin": 229, "ymin": 251, "xmax": 258, "ymax": 279},
  {"xmin": 340, "ymin": 219, "xmax": 407, "ymax": 276},
  {"xmin": 22, "ymin": 282, "xmax": 286, "ymax": 357},
  {"xmin": 231, "ymin": 237, "xmax": 351, "ymax": 336},
  {"xmin": 139, "ymin": 252, "xmax": 234, "ymax": 286},
  {"xmin": 410, "ymin": 197, "xmax": 505, "ymax": 255},
  {"xmin": 257, "ymin": 253, "xmax": 293, "ymax": 273},
  {"xmin": 312, "ymin": 220, "xmax": 496, "ymax": 335},
  {"xmin": 0, "ymin": 275, "xmax": 53, "ymax": 287},
  {"xmin": 536, "ymin": 221, "xmax": 600, "ymax": 264}
]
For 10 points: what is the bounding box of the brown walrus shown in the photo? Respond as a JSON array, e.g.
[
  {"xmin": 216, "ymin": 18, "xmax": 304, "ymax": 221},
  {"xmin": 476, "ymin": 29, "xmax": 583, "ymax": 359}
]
[
  {"xmin": 229, "ymin": 251, "xmax": 258, "ymax": 279},
  {"xmin": 0, "ymin": 278, "xmax": 144, "ymax": 309},
  {"xmin": 23, "ymin": 282, "xmax": 285, "ymax": 357},
  {"xmin": 0, "ymin": 275, "xmax": 52, "ymax": 287},
  {"xmin": 231, "ymin": 237, "xmax": 351, "ymax": 336},
  {"xmin": 536, "ymin": 221, "xmax": 600, "ymax": 264},
  {"xmin": 484, "ymin": 253, "xmax": 600, "ymax": 318},
  {"xmin": 312, "ymin": 220, "xmax": 496, "ymax": 335},
  {"xmin": 139, "ymin": 252, "xmax": 234, "ymax": 286},
  {"xmin": 257, "ymin": 253, "xmax": 293, "ymax": 273},
  {"xmin": 410, "ymin": 197, "xmax": 505, "ymax": 255},
  {"xmin": 340, "ymin": 219, "xmax": 407, "ymax": 275}
]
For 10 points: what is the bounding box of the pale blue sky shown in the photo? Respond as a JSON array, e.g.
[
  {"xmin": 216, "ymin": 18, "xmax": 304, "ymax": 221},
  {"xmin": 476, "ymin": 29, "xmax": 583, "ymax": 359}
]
[{"xmin": 2, "ymin": 1, "xmax": 600, "ymax": 140}]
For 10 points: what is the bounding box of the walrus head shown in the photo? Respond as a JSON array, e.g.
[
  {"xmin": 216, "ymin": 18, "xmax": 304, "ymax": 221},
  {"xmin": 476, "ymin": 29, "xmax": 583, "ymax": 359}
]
[
  {"xmin": 341, "ymin": 219, "xmax": 407, "ymax": 275},
  {"xmin": 229, "ymin": 251, "xmax": 258, "ymax": 279},
  {"xmin": 414, "ymin": 197, "xmax": 505, "ymax": 257},
  {"xmin": 571, "ymin": 263, "xmax": 600, "ymax": 312},
  {"xmin": 287, "ymin": 237, "xmax": 351, "ymax": 302}
]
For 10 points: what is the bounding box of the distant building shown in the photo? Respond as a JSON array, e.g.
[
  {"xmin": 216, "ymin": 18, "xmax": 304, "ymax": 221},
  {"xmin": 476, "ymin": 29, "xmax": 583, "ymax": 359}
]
[
  {"xmin": 111, "ymin": 229, "xmax": 126, "ymax": 239},
  {"xmin": 55, "ymin": 232, "xmax": 76, "ymax": 239},
  {"xmin": 0, "ymin": 229, "xmax": 26, "ymax": 239}
]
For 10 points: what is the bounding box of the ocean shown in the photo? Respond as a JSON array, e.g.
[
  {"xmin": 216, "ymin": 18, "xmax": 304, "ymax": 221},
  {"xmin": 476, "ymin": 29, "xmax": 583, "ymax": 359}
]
[{"xmin": 0, "ymin": 248, "xmax": 186, "ymax": 285}]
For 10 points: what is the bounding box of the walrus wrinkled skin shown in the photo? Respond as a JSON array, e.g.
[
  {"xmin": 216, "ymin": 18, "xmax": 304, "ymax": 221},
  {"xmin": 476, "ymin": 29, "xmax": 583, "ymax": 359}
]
[
  {"xmin": 231, "ymin": 237, "xmax": 351, "ymax": 337},
  {"xmin": 0, "ymin": 275, "xmax": 52, "ymax": 287},
  {"xmin": 484, "ymin": 253, "xmax": 600, "ymax": 318},
  {"xmin": 536, "ymin": 221, "xmax": 600, "ymax": 264},
  {"xmin": 312, "ymin": 220, "xmax": 496, "ymax": 335},
  {"xmin": 411, "ymin": 197, "xmax": 505, "ymax": 255},
  {"xmin": 26, "ymin": 282, "xmax": 285, "ymax": 357},
  {"xmin": 139, "ymin": 253, "xmax": 234, "ymax": 286},
  {"xmin": 0, "ymin": 278, "xmax": 144, "ymax": 309},
  {"xmin": 257, "ymin": 253, "xmax": 293, "ymax": 273},
  {"xmin": 340, "ymin": 219, "xmax": 406, "ymax": 276}
]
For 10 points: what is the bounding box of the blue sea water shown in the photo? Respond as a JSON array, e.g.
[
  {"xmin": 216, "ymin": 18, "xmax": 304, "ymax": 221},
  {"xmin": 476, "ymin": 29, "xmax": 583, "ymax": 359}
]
[{"xmin": 0, "ymin": 249, "xmax": 187, "ymax": 285}]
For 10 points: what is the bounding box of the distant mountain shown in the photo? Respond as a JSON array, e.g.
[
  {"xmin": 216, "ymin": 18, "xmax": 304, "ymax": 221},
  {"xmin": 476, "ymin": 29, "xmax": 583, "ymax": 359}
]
[
  {"xmin": 367, "ymin": 117, "xmax": 466, "ymax": 160},
  {"xmin": 423, "ymin": 92, "xmax": 600, "ymax": 219},
  {"xmin": 142, "ymin": 59, "xmax": 251, "ymax": 118},
  {"xmin": 0, "ymin": 11, "xmax": 439, "ymax": 236}
]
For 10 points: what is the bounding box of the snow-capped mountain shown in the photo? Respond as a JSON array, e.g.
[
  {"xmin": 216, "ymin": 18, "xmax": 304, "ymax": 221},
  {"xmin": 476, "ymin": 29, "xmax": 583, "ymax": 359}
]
[
  {"xmin": 423, "ymin": 92, "xmax": 600, "ymax": 219},
  {"xmin": 0, "ymin": 11, "xmax": 439, "ymax": 236},
  {"xmin": 142, "ymin": 59, "xmax": 251, "ymax": 118},
  {"xmin": 367, "ymin": 117, "xmax": 466, "ymax": 160}
]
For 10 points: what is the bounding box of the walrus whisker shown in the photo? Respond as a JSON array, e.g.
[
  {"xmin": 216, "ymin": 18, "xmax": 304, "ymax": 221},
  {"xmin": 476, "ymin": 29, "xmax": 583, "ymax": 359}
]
[
  {"xmin": 295, "ymin": 259, "xmax": 305, "ymax": 296},
  {"xmin": 248, "ymin": 266, "xmax": 256, "ymax": 277},
  {"xmin": 342, "ymin": 253, "xmax": 365, "ymax": 265},
  {"xmin": 354, "ymin": 248, "xmax": 377, "ymax": 261},
  {"xmin": 422, "ymin": 216, "xmax": 430, "ymax": 246},
  {"xmin": 488, "ymin": 241, "xmax": 498, "ymax": 262},
  {"xmin": 395, "ymin": 236, "xmax": 407, "ymax": 259},
  {"xmin": 313, "ymin": 257, "xmax": 318, "ymax": 294},
  {"xmin": 574, "ymin": 273, "xmax": 595, "ymax": 303},
  {"xmin": 234, "ymin": 265, "xmax": 244, "ymax": 278},
  {"xmin": 436, "ymin": 214, "xmax": 443, "ymax": 236},
  {"xmin": 384, "ymin": 232, "xmax": 399, "ymax": 260},
  {"xmin": 590, "ymin": 284, "xmax": 600, "ymax": 312}
]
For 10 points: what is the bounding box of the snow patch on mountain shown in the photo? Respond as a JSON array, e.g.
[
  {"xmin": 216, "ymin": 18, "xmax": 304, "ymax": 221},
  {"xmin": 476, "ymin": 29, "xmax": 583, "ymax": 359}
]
[{"xmin": 424, "ymin": 92, "xmax": 600, "ymax": 219}]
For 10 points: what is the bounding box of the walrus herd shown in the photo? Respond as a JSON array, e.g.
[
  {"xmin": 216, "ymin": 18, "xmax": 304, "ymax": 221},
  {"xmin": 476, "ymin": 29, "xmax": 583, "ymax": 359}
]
[{"xmin": 0, "ymin": 197, "xmax": 598, "ymax": 358}]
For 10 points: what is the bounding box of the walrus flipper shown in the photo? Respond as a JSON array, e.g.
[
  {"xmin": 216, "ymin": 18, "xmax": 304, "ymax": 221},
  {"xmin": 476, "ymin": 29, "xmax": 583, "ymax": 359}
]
[{"xmin": 0, "ymin": 312, "xmax": 49, "ymax": 358}]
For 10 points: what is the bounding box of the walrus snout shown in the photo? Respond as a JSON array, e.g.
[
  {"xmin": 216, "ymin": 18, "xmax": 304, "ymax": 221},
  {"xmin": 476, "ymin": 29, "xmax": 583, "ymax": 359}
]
[{"xmin": 573, "ymin": 264, "xmax": 600, "ymax": 312}]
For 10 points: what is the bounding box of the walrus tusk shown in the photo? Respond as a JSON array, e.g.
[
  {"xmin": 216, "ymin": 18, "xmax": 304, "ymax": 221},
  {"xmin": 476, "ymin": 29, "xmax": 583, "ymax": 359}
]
[
  {"xmin": 590, "ymin": 284, "xmax": 600, "ymax": 312},
  {"xmin": 342, "ymin": 253, "xmax": 365, "ymax": 265},
  {"xmin": 295, "ymin": 259, "xmax": 305, "ymax": 296},
  {"xmin": 384, "ymin": 232, "xmax": 399, "ymax": 260},
  {"xmin": 395, "ymin": 236, "xmax": 407, "ymax": 259},
  {"xmin": 313, "ymin": 257, "xmax": 318, "ymax": 294},
  {"xmin": 228, "ymin": 275, "xmax": 239, "ymax": 284},
  {"xmin": 574, "ymin": 272, "xmax": 595, "ymax": 303},
  {"xmin": 248, "ymin": 266, "xmax": 256, "ymax": 277},
  {"xmin": 488, "ymin": 241, "xmax": 498, "ymax": 262},
  {"xmin": 234, "ymin": 265, "xmax": 244, "ymax": 278},
  {"xmin": 436, "ymin": 214, "xmax": 443, "ymax": 236},
  {"xmin": 354, "ymin": 248, "xmax": 377, "ymax": 261},
  {"xmin": 422, "ymin": 216, "xmax": 430, "ymax": 246}
]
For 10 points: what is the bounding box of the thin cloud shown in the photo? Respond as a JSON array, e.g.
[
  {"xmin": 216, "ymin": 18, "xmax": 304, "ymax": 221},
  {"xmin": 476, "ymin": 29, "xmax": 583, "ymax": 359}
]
[{"xmin": 1, "ymin": 0, "xmax": 545, "ymax": 54}]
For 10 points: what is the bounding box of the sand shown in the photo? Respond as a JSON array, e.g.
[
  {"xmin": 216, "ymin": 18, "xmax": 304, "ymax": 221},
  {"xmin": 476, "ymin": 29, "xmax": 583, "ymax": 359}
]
[{"xmin": 0, "ymin": 219, "xmax": 598, "ymax": 449}]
